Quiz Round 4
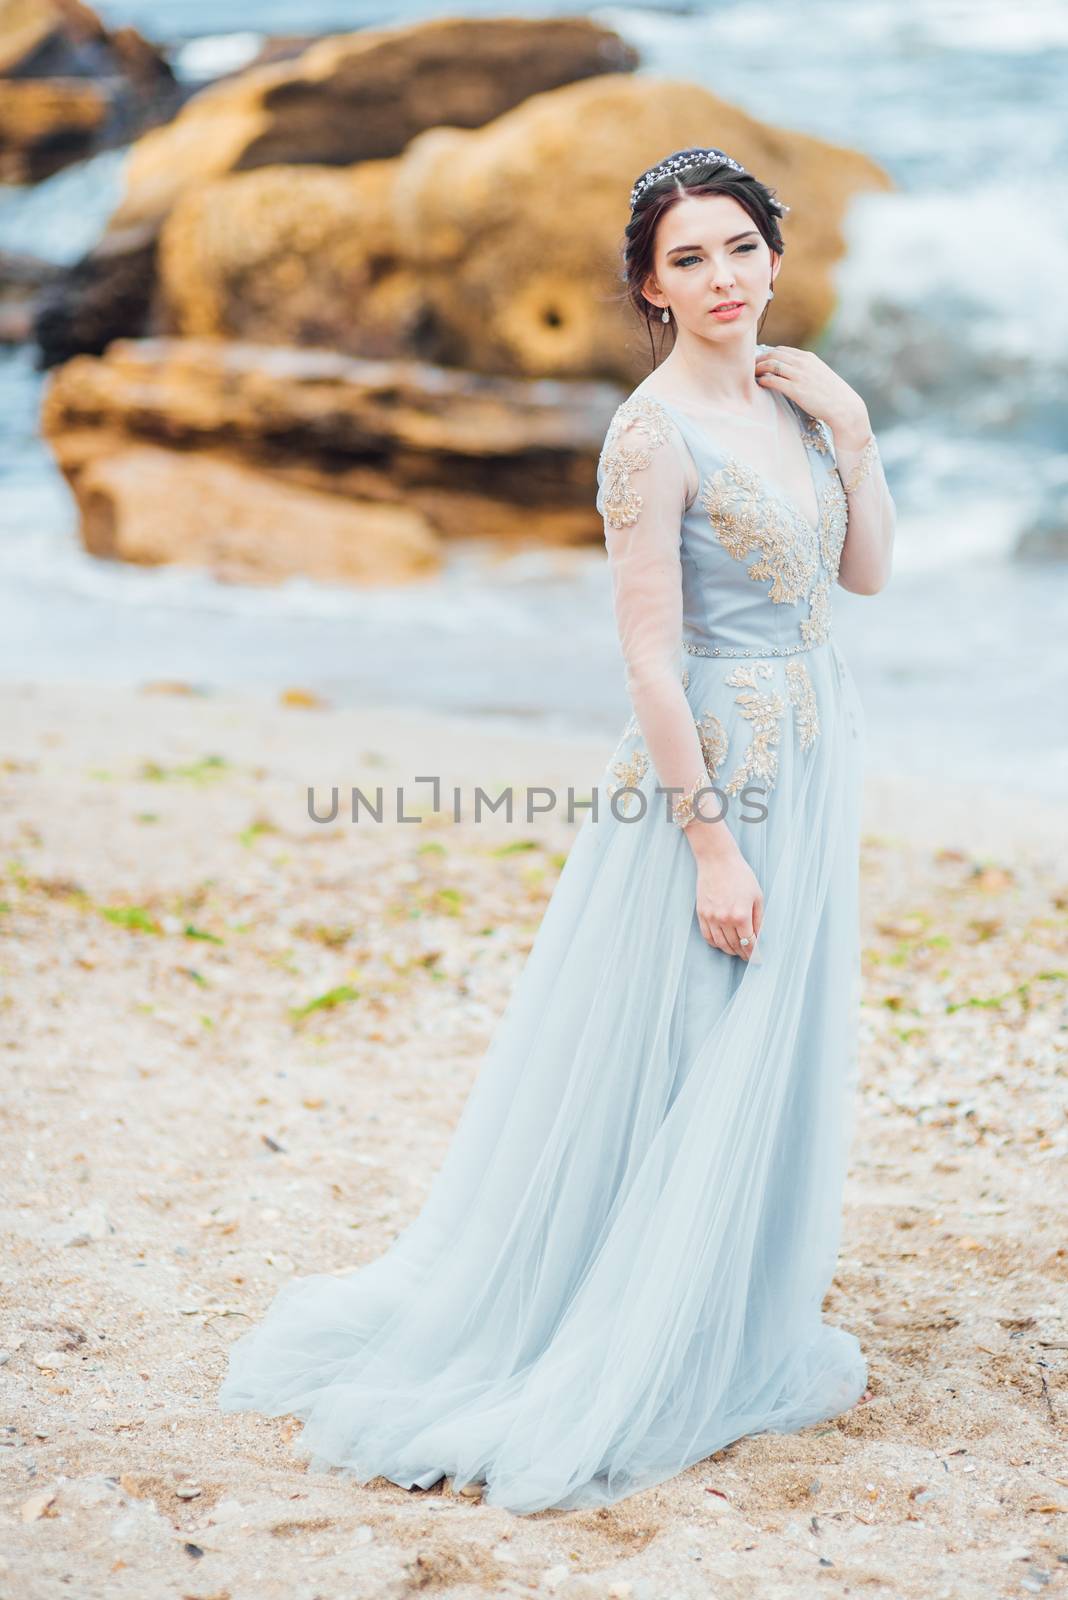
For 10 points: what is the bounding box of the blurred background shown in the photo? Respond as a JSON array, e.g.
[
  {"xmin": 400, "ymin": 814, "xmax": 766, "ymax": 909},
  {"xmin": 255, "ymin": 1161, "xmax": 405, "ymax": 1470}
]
[{"xmin": 1, "ymin": 0, "xmax": 1065, "ymax": 800}]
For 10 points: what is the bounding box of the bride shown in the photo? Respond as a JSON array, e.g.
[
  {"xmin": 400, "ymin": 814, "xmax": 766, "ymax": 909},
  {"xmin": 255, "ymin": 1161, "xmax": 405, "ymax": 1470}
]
[{"xmin": 218, "ymin": 146, "xmax": 896, "ymax": 1514}]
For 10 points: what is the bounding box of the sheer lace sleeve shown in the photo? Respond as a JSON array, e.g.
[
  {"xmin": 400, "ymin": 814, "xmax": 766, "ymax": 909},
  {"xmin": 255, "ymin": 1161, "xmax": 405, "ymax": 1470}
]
[
  {"xmin": 827, "ymin": 425, "xmax": 896, "ymax": 591},
  {"xmin": 597, "ymin": 399, "xmax": 712, "ymax": 828}
]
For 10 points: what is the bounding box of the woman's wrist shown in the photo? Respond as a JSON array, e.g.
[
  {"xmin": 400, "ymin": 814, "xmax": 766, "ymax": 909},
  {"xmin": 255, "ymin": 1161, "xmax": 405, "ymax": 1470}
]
[
  {"xmin": 829, "ymin": 407, "xmax": 874, "ymax": 454},
  {"xmin": 684, "ymin": 816, "xmax": 738, "ymax": 862}
]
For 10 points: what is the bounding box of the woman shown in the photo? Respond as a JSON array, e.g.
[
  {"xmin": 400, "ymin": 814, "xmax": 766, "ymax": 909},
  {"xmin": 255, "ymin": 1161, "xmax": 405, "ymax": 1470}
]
[{"xmin": 218, "ymin": 147, "xmax": 896, "ymax": 1514}]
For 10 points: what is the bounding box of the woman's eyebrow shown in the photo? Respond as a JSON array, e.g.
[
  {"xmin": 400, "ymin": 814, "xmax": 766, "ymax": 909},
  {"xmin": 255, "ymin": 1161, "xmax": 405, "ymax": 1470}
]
[{"xmin": 666, "ymin": 232, "xmax": 758, "ymax": 256}]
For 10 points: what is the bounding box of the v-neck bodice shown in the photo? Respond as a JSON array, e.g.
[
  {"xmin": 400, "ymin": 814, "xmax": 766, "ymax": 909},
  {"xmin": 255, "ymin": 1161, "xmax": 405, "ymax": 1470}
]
[
  {"xmin": 632, "ymin": 352, "xmax": 823, "ymax": 537},
  {"xmin": 596, "ymin": 363, "xmax": 850, "ymax": 660}
]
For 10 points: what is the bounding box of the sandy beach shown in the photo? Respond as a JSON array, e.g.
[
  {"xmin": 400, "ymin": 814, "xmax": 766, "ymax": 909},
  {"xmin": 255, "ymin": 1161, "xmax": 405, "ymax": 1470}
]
[{"xmin": 1, "ymin": 679, "xmax": 1066, "ymax": 1600}]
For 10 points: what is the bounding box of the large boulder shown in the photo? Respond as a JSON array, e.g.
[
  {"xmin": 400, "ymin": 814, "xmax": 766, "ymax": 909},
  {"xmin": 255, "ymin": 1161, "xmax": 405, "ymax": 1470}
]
[
  {"xmin": 0, "ymin": 77, "xmax": 107, "ymax": 182},
  {"xmin": 32, "ymin": 15, "xmax": 637, "ymax": 363},
  {"xmin": 157, "ymin": 161, "xmax": 416, "ymax": 356},
  {"xmin": 0, "ymin": 0, "xmax": 166, "ymax": 80},
  {"xmin": 110, "ymin": 14, "xmax": 637, "ymax": 228},
  {"xmin": 0, "ymin": 0, "xmax": 177, "ymax": 182},
  {"xmin": 40, "ymin": 336, "xmax": 618, "ymax": 581},
  {"xmin": 33, "ymin": 220, "xmax": 157, "ymax": 366},
  {"xmin": 156, "ymin": 72, "xmax": 894, "ymax": 382},
  {"xmin": 72, "ymin": 444, "xmax": 442, "ymax": 586}
]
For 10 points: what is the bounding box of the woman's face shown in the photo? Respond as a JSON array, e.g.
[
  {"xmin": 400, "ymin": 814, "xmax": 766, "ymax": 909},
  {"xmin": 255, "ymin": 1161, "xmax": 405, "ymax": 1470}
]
[{"xmin": 642, "ymin": 192, "xmax": 780, "ymax": 339}]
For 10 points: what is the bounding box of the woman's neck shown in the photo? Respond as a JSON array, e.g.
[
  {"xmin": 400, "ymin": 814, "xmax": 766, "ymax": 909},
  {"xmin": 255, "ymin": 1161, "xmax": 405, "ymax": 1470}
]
[{"xmin": 649, "ymin": 337, "xmax": 772, "ymax": 418}]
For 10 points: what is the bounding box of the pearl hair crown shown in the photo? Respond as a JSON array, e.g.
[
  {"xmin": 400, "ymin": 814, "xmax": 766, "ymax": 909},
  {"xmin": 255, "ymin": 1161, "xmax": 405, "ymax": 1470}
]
[{"xmin": 628, "ymin": 146, "xmax": 790, "ymax": 215}]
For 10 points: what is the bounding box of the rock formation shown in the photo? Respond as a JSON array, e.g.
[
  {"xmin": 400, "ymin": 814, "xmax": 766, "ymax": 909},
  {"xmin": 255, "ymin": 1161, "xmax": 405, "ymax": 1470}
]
[
  {"xmin": 0, "ymin": 0, "xmax": 177, "ymax": 183},
  {"xmin": 32, "ymin": 16, "xmax": 638, "ymax": 364},
  {"xmin": 41, "ymin": 336, "xmax": 619, "ymax": 583}
]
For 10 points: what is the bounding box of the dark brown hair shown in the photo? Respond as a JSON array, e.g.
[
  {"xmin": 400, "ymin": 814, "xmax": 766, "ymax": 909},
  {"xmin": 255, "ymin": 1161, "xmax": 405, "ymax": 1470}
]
[{"xmin": 620, "ymin": 149, "xmax": 789, "ymax": 365}]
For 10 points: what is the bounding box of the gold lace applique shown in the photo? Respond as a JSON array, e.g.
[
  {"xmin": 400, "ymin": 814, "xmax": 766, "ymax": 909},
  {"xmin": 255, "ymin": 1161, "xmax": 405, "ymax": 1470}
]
[
  {"xmin": 695, "ymin": 710, "xmax": 729, "ymax": 780},
  {"xmin": 800, "ymin": 578, "xmax": 832, "ymax": 646},
  {"xmin": 819, "ymin": 473, "xmax": 848, "ymax": 579},
  {"xmin": 700, "ymin": 458, "xmax": 819, "ymax": 605},
  {"xmin": 672, "ymin": 777, "xmax": 705, "ymax": 827},
  {"xmin": 841, "ymin": 435, "xmax": 879, "ymax": 493},
  {"xmin": 800, "ymin": 414, "xmax": 833, "ymax": 455},
  {"xmin": 608, "ymin": 748, "xmax": 649, "ymax": 815},
  {"xmin": 671, "ymin": 696, "xmax": 729, "ymax": 827},
  {"xmin": 722, "ymin": 662, "xmax": 786, "ymax": 797},
  {"xmin": 611, "ymin": 678, "xmax": 729, "ymax": 827},
  {"xmin": 785, "ymin": 659, "xmax": 820, "ymax": 751},
  {"xmin": 598, "ymin": 396, "xmax": 674, "ymax": 529}
]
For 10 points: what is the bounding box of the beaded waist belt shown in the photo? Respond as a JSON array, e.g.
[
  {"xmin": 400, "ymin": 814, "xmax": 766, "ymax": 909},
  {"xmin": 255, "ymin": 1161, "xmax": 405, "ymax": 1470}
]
[{"xmin": 682, "ymin": 635, "xmax": 831, "ymax": 659}]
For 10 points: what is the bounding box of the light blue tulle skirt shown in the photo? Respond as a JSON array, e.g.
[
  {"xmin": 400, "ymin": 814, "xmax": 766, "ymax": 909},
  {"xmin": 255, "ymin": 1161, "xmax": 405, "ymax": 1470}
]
[{"xmin": 218, "ymin": 637, "xmax": 869, "ymax": 1513}]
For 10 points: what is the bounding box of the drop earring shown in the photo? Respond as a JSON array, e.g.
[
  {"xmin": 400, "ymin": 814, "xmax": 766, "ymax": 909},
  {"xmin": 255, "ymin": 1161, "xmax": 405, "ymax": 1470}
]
[{"xmin": 661, "ymin": 308, "xmax": 670, "ymax": 323}]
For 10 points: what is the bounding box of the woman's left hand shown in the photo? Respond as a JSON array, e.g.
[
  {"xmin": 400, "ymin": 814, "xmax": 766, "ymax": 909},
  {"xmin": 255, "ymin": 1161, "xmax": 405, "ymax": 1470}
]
[{"xmin": 755, "ymin": 346, "xmax": 870, "ymax": 442}]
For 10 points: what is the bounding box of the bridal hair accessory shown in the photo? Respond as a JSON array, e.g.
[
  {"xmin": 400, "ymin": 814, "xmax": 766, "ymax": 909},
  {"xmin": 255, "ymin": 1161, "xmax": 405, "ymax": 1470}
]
[
  {"xmin": 629, "ymin": 147, "xmax": 793, "ymax": 216},
  {"xmin": 629, "ymin": 147, "xmax": 792, "ymax": 223},
  {"xmin": 630, "ymin": 148, "xmax": 744, "ymax": 210}
]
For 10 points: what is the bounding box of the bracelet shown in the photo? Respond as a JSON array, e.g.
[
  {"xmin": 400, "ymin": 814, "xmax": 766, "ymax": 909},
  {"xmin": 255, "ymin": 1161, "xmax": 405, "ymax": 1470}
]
[
  {"xmin": 841, "ymin": 435, "xmax": 878, "ymax": 494},
  {"xmin": 672, "ymin": 777, "xmax": 704, "ymax": 827}
]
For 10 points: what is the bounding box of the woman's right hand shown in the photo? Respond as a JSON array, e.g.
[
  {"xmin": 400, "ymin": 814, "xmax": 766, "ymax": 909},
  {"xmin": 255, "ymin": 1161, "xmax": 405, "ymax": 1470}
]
[{"xmin": 685, "ymin": 824, "xmax": 763, "ymax": 960}]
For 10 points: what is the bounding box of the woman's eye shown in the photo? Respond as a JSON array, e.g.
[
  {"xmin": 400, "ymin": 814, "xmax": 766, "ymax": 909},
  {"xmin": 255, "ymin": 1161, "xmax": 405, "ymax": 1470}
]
[{"xmin": 676, "ymin": 243, "xmax": 758, "ymax": 267}]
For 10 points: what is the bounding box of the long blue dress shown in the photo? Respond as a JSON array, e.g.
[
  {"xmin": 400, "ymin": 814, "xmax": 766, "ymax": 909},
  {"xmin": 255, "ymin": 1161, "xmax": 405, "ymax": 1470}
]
[{"xmin": 217, "ymin": 344, "xmax": 875, "ymax": 1514}]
